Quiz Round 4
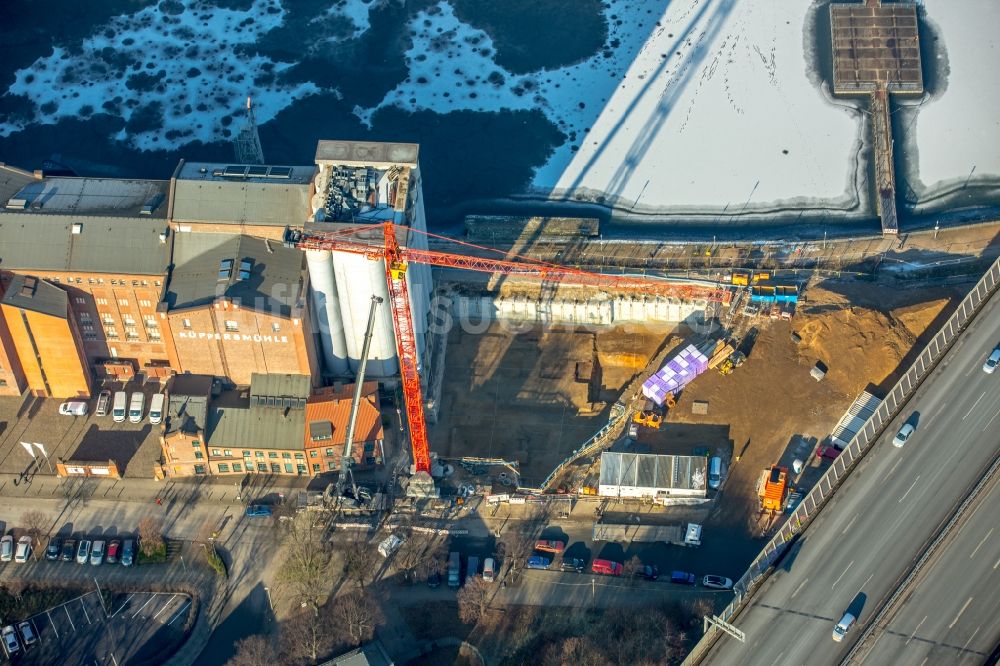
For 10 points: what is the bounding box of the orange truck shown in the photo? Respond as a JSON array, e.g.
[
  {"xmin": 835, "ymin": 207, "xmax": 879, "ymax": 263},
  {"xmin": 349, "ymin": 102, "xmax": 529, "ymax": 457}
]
[{"xmin": 758, "ymin": 466, "xmax": 789, "ymax": 512}]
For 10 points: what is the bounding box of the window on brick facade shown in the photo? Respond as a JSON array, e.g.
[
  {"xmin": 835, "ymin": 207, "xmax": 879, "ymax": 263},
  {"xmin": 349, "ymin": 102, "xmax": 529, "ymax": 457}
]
[
  {"xmin": 140, "ymin": 300, "xmax": 152, "ymax": 309},
  {"xmin": 218, "ymin": 464, "xmax": 230, "ymax": 473},
  {"xmin": 132, "ymin": 280, "xmax": 139, "ymax": 287},
  {"xmin": 272, "ymin": 323, "xmax": 281, "ymax": 332},
  {"xmin": 83, "ymin": 332, "xmax": 98, "ymax": 341},
  {"xmin": 327, "ymin": 461, "xmax": 336, "ymax": 471},
  {"xmin": 123, "ymin": 315, "xmax": 135, "ymax": 325},
  {"xmin": 284, "ymin": 464, "xmax": 293, "ymax": 473},
  {"xmin": 96, "ymin": 298, "xmax": 108, "ymax": 306},
  {"xmin": 148, "ymin": 329, "xmax": 161, "ymax": 341},
  {"xmin": 212, "ymin": 449, "xmax": 221, "ymax": 456},
  {"xmin": 282, "ymin": 452, "xmax": 291, "ymax": 459},
  {"xmin": 155, "ymin": 280, "xmax": 161, "ymax": 287},
  {"xmin": 294, "ymin": 453, "xmax": 304, "ymax": 460},
  {"xmin": 233, "ymin": 463, "xmax": 242, "ymax": 472},
  {"xmin": 105, "ymin": 328, "xmax": 118, "ymax": 339},
  {"xmin": 257, "ymin": 462, "xmax": 267, "ymax": 472},
  {"xmin": 192, "ymin": 440, "xmax": 200, "ymax": 447},
  {"xmin": 325, "ymin": 448, "xmax": 334, "ymax": 457},
  {"xmin": 82, "ymin": 324, "xmax": 94, "ymax": 332},
  {"xmin": 224, "ymin": 449, "xmax": 232, "ymax": 456},
  {"xmin": 119, "ymin": 299, "xmax": 129, "ymax": 307},
  {"xmin": 79, "ymin": 312, "xmax": 91, "ymax": 322},
  {"xmin": 101, "ymin": 314, "xmax": 113, "ymax": 325},
  {"xmin": 270, "ymin": 463, "xmax": 280, "ymax": 473},
  {"xmin": 255, "ymin": 451, "xmax": 264, "ymax": 458},
  {"xmin": 194, "ymin": 451, "xmax": 203, "ymax": 460},
  {"xmin": 312, "ymin": 464, "xmax": 320, "ymax": 473},
  {"xmin": 194, "ymin": 465, "xmax": 205, "ymax": 474},
  {"xmin": 242, "ymin": 450, "xmax": 250, "ymax": 456},
  {"xmin": 225, "ymin": 320, "xmax": 239, "ymax": 332},
  {"xmin": 183, "ymin": 318, "xmax": 192, "ymax": 329},
  {"xmin": 268, "ymin": 452, "xmax": 277, "ymax": 459},
  {"xmin": 309, "ymin": 450, "xmax": 317, "ymax": 458},
  {"xmin": 296, "ymin": 464, "xmax": 306, "ymax": 473}
]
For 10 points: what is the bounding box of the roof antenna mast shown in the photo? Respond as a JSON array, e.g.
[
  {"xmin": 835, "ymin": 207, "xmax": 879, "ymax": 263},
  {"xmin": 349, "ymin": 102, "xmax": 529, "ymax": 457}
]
[{"xmin": 233, "ymin": 96, "xmax": 265, "ymax": 165}]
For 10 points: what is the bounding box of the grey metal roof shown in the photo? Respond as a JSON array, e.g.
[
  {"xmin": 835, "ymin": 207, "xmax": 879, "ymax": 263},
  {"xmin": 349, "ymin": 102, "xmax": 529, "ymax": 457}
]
[
  {"xmin": 1, "ymin": 274, "xmax": 67, "ymax": 318},
  {"xmin": 599, "ymin": 452, "xmax": 707, "ymax": 491},
  {"xmin": 0, "ymin": 163, "xmax": 40, "ymax": 204},
  {"xmin": 165, "ymin": 232, "xmax": 305, "ymax": 315},
  {"xmin": 207, "ymin": 384, "xmax": 306, "ymax": 451},
  {"xmin": 165, "ymin": 374, "xmax": 214, "ymax": 435},
  {"xmin": 0, "ymin": 214, "xmax": 170, "ymax": 274},
  {"xmin": 4, "ymin": 176, "xmax": 168, "ymax": 218},
  {"xmin": 315, "ymin": 140, "xmax": 418, "ymax": 167},
  {"xmin": 171, "ymin": 161, "xmax": 315, "ymax": 225},
  {"xmin": 320, "ymin": 642, "xmax": 394, "ymax": 666},
  {"xmin": 250, "ymin": 373, "xmax": 310, "ymax": 400}
]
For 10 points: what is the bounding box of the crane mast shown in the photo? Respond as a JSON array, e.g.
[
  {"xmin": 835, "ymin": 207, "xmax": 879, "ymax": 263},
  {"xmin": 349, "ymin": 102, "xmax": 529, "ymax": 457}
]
[{"xmin": 337, "ymin": 295, "xmax": 383, "ymax": 501}]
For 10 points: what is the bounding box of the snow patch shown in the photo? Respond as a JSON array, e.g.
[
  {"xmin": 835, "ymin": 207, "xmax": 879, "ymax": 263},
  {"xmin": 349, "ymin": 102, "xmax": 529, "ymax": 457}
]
[
  {"xmin": 0, "ymin": 0, "xmax": 333, "ymax": 151},
  {"xmin": 358, "ymin": 0, "xmax": 863, "ymax": 214}
]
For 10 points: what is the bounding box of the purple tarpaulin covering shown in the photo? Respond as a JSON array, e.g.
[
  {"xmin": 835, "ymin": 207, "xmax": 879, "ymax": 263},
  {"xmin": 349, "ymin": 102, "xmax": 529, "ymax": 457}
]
[{"xmin": 641, "ymin": 344, "xmax": 710, "ymax": 405}]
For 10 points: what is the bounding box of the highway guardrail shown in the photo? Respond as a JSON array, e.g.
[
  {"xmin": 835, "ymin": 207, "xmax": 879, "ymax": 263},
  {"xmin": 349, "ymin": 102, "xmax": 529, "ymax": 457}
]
[{"xmin": 683, "ymin": 254, "xmax": 1000, "ymax": 664}]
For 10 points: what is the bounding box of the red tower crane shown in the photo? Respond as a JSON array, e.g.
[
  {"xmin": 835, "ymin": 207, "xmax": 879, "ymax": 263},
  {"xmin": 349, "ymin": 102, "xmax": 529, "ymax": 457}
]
[{"xmin": 286, "ymin": 221, "xmax": 731, "ymax": 474}]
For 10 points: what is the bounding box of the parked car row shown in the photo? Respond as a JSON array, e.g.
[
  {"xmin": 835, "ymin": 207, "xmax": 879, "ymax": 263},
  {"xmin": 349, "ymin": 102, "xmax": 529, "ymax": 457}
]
[
  {"xmin": 39, "ymin": 536, "xmax": 134, "ymax": 566},
  {"xmin": 438, "ymin": 553, "xmax": 498, "ymax": 588},
  {"xmin": 523, "ymin": 551, "xmax": 734, "ymax": 589},
  {"xmin": 61, "ymin": 390, "xmax": 164, "ymax": 425},
  {"xmin": 0, "ymin": 535, "xmax": 33, "ymax": 563},
  {"xmin": 1, "ymin": 621, "xmax": 36, "ymax": 657}
]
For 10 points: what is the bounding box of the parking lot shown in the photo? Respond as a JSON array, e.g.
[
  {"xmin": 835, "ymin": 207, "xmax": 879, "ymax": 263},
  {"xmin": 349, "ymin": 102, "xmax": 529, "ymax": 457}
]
[
  {"xmin": 11, "ymin": 590, "xmax": 191, "ymax": 665},
  {"xmin": 0, "ymin": 378, "xmax": 165, "ymax": 478}
]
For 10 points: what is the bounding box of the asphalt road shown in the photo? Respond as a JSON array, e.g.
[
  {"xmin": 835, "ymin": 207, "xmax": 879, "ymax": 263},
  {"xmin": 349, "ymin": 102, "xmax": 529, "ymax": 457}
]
[
  {"xmin": 705, "ymin": 291, "xmax": 1000, "ymax": 665},
  {"xmin": 855, "ymin": 475, "xmax": 1000, "ymax": 665}
]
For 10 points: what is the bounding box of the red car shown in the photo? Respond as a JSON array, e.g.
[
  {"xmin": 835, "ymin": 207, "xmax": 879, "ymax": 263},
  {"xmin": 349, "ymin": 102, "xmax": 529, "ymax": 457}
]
[
  {"xmin": 591, "ymin": 559, "xmax": 624, "ymax": 576},
  {"xmin": 816, "ymin": 445, "xmax": 841, "ymax": 461},
  {"xmin": 106, "ymin": 540, "xmax": 121, "ymax": 564},
  {"xmin": 534, "ymin": 540, "xmax": 566, "ymax": 554}
]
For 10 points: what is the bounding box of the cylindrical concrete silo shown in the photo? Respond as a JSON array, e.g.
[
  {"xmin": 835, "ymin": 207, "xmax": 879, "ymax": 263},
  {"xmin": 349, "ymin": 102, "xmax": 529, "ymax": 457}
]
[
  {"xmin": 332, "ymin": 251, "xmax": 399, "ymax": 378},
  {"xmin": 306, "ymin": 249, "xmax": 349, "ymax": 376}
]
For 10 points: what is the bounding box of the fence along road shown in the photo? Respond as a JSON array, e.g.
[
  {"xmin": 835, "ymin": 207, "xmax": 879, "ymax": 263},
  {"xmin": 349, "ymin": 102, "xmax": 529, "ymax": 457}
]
[{"xmin": 684, "ymin": 256, "xmax": 1000, "ymax": 664}]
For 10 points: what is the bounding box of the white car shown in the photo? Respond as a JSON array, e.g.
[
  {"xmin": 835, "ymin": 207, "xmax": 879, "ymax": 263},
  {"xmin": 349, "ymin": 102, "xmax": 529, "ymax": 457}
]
[
  {"xmin": 892, "ymin": 423, "xmax": 915, "ymax": 448},
  {"xmin": 14, "ymin": 536, "xmax": 31, "ymax": 563},
  {"xmin": 702, "ymin": 575, "xmax": 734, "ymax": 590},
  {"xmin": 1, "ymin": 625, "xmax": 19, "ymax": 656},
  {"xmin": 832, "ymin": 612, "xmax": 856, "ymax": 642},
  {"xmin": 59, "ymin": 400, "xmax": 89, "ymax": 416},
  {"xmin": 984, "ymin": 348, "xmax": 1000, "ymax": 374},
  {"xmin": 0, "ymin": 535, "xmax": 12, "ymax": 562}
]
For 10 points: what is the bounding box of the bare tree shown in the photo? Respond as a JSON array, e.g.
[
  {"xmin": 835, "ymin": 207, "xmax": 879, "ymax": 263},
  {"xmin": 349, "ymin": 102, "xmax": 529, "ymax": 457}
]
[
  {"xmin": 331, "ymin": 590, "xmax": 384, "ymax": 647},
  {"xmin": 276, "ymin": 515, "xmax": 332, "ymax": 612},
  {"xmin": 498, "ymin": 528, "xmax": 535, "ymax": 580},
  {"xmin": 228, "ymin": 635, "xmax": 275, "ymax": 666},
  {"xmin": 394, "ymin": 531, "xmax": 446, "ymax": 583},
  {"xmin": 622, "ymin": 555, "xmax": 643, "ymax": 580},
  {"xmin": 456, "ymin": 577, "xmax": 493, "ymax": 625},
  {"xmin": 22, "ymin": 510, "xmax": 49, "ymax": 560},
  {"xmin": 137, "ymin": 516, "xmax": 164, "ymax": 556},
  {"xmin": 281, "ymin": 607, "xmax": 337, "ymax": 664},
  {"xmin": 541, "ymin": 636, "xmax": 608, "ymax": 666},
  {"xmin": 337, "ymin": 532, "xmax": 378, "ymax": 589}
]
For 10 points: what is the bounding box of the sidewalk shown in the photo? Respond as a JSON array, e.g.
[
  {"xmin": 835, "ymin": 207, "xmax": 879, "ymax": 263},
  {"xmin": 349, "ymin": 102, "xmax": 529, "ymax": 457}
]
[{"xmin": 0, "ymin": 472, "xmax": 317, "ymax": 507}]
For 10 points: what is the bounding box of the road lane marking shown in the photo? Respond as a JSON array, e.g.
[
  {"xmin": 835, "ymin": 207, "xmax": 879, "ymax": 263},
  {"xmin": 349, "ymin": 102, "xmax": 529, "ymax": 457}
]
[
  {"xmin": 885, "ymin": 459, "xmax": 903, "ymax": 479},
  {"xmin": 970, "ymin": 528, "xmax": 993, "ymax": 559},
  {"xmin": 899, "ymin": 476, "xmax": 921, "ymax": 503},
  {"xmin": 790, "ymin": 578, "xmax": 809, "ymax": 599},
  {"xmin": 132, "ymin": 595, "xmax": 156, "ymax": 620},
  {"xmin": 859, "ymin": 573, "xmax": 873, "ymax": 593},
  {"xmin": 963, "ymin": 392, "xmax": 986, "ymax": 420},
  {"xmin": 152, "ymin": 594, "xmax": 177, "ymax": 620},
  {"xmin": 769, "ymin": 652, "xmax": 784, "ymax": 666},
  {"xmin": 63, "ymin": 605, "xmax": 75, "ymax": 631},
  {"xmin": 994, "ymin": 556, "xmax": 1000, "ymax": 570},
  {"xmin": 906, "ymin": 616, "xmax": 927, "ymax": 645},
  {"xmin": 949, "ymin": 597, "xmax": 973, "ymax": 628},
  {"xmin": 832, "ymin": 561, "xmax": 854, "ymax": 588},
  {"xmin": 46, "ymin": 610, "xmax": 59, "ymax": 638},
  {"xmin": 842, "ymin": 514, "xmax": 859, "ymax": 535},
  {"xmin": 167, "ymin": 600, "xmax": 191, "ymax": 626},
  {"xmin": 111, "ymin": 593, "xmax": 135, "ymax": 618},
  {"xmin": 962, "ymin": 626, "xmax": 981, "ymax": 652},
  {"xmin": 984, "ymin": 408, "xmax": 1000, "ymax": 432},
  {"xmin": 80, "ymin": 597, "xmax": 91, "ymax": 624}
]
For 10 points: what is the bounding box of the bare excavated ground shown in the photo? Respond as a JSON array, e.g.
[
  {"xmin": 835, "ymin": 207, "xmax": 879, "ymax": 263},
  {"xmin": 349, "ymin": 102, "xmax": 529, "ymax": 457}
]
[
  {"xmin": 656, "ymin": 277, "xmax": 972, "ymax": 537},
  {"xmin": 429, "ymin": 321, "xmax": 674, "ymax": 485}
]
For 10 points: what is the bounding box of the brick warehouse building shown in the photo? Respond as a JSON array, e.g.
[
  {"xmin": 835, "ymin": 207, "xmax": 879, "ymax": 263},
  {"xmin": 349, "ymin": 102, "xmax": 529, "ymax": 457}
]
[
  {"xmin": 0, "ymin": 274, "xmax": 92, "ymax": 397},
  {"xmin": 0, "ymin": 171, "xmax": 174, "ymax": 394},
  {"xmin": 160, "ymin": 231, "xmax": 319, "ymax": 386}
]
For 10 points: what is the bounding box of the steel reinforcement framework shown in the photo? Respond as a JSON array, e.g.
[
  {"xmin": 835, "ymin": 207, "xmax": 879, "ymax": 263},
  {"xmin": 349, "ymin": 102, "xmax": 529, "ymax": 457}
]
[{"xmin": 683, "ymin": 254, "xmax": 1000, "ymax": 664}]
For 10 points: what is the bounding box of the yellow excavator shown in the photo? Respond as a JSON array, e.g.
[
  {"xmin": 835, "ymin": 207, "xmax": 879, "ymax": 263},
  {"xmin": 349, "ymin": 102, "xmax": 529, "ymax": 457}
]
[{"xmin": 718, "ymin": 351, "xmax": 746, "ymax": 375}]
